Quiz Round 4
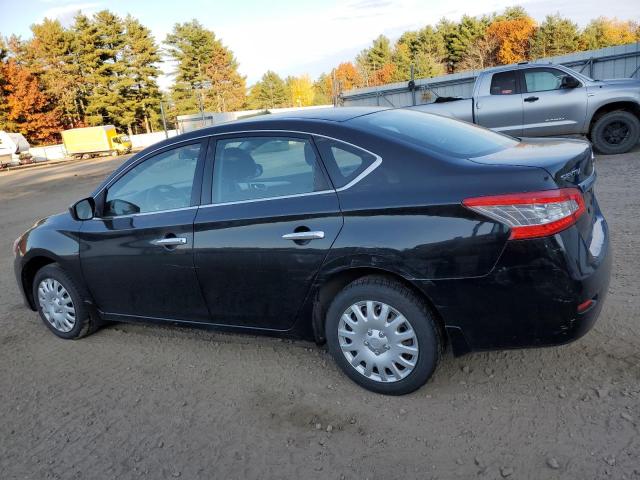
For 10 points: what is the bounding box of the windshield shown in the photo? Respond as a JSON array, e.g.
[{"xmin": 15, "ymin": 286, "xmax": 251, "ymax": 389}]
[{"xmin": 351, "ymin": 109, "xmax": 518, "ymax": 158}]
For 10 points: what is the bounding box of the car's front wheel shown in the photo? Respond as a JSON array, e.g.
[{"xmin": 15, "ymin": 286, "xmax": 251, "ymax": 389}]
[
  {"xmin": 33, "ymin": 264, "xmax": 99, "ymax": 339},
  {"xmin": 325, "ymin": 276, "xmax": 441, "ymax": 395}
]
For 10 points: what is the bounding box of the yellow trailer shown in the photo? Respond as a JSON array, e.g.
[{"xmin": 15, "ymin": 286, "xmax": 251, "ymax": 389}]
[{"xmin": 61, "ymin": 125, "xmax": 132, "ymax": 159}]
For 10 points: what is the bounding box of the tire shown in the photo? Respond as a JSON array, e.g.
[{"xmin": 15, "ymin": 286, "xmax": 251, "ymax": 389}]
[
  {"xmin": 590, "ymin": 110, "xmax": 640, "ymax": 155},
  {"xmin": 325, "ymin": 276, "xmax": 441, "ymax": 395},
  {"xmin": 32, "ymin": 264, "xmax": 99, "ymax": 339}
]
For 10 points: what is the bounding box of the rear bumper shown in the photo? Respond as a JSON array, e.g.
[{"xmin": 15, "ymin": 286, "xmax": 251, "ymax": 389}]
[{"xmin": 420, "ymin": 214, "xmax": 611, "ymax": 355}]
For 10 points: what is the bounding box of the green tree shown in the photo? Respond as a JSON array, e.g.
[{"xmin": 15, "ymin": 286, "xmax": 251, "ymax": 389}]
[
  {"xmin": 393, "ymin": 26, "xmax": 447, "ymax": 79},
  {"xmin": 449, "ymin": 15, "xmax": 491, "ymax": 66},
  {"xmin": 435, "ymin": 18, "xmax": 458, "ymax": 71},
  {"xmin": 356, "ymin": 35, "xmax": 393, "ymax": 84},
  {"xmin": 531, "ymin": 14, "xmax": 580, "ymax": 58},
  {"xmin": 122, "ymin": 15, "xmax": 161, "ymax": 132},
  {"xmin": 165, "ymin": 20, "xmax": 245, "ymax": 115},
  {"xmin": 247, "ymin": 71, "xmax": 288, "ymax": 109}
]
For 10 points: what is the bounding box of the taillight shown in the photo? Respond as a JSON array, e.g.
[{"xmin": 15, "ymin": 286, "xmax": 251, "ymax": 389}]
[{"xmin": 463, "ymin": 188, "xmax": 586, "ymax": 240}]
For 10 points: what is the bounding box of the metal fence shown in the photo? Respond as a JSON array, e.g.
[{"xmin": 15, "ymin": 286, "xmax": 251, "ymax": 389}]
[{"xmin": 340, "ymin": 42, "xmax": 640, "ymax": 107}]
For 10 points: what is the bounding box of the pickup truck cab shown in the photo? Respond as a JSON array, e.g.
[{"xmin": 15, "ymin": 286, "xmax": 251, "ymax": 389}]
[{"xmin": 413, "ymin": 63, "xmax": 640, "ymax": 154}]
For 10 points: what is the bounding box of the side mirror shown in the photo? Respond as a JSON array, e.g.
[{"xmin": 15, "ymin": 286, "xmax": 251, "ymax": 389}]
[
  {"xmin": 70, "ymin": 197, "xmax": 95, "ymax": 221},
  {"xmin": 561, "ymin": 76, "xmax": 580, "ymax": 89}
]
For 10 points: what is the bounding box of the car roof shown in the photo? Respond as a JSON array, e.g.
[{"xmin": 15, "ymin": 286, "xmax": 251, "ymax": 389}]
[{"xmin": 231, "ymin": 106, "xmax": 387, "ymax": 124}]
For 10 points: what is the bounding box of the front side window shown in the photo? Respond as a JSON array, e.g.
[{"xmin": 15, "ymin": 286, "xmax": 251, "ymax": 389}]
[
  {"xmin": 104, "ymin": 142, "xmax": 201, "ymax": 216},
  {"xmin": 212, "ymin": 136, "xmax": 329, "ymax": 204},
  {"xmin": 524, "ymin": 68, "xmax": 574, "ymax": 93},
  {"xmin": 314, "ymin": 137, "xmax": 377, "ymax": 188}
]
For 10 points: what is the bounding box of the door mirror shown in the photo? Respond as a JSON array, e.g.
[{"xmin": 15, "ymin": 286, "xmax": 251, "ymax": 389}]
[
  {"xmin": 560, "ymin": 76, "xmax": 580, "ymax": 89},
  {"xmin": 70, "ymin": 197, "xmax": 95, "ymax": 221}
]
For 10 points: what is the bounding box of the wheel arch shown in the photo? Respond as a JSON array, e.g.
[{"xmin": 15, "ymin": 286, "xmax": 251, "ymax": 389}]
[
  {"xmin": 21, "ymin": 254, "xmax": 58, "ymax": 310},
  {"xmin": 310, "ymin": 266, "xmax": 448, "ymax": 351},
  {"xmin": 588, "ymin": 101, "xmax": 640, "ymax": 136}
]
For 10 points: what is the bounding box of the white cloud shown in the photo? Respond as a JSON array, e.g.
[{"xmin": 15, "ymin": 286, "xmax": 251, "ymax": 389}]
[
  {"xmin": 214, "ymin": 0, "xmax": 530, "ymax": 84},
  {"xmin": 41, "ymin": 2, "xmax": 102, "ymax": 25}
]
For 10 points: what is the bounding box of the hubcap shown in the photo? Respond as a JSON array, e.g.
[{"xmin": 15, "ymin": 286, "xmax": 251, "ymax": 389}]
[
  {"xmin": 603, "ymin": 121, "xmax": 630, "ymax": 145},
  {"xmin": 338, "ymin": 301, "xmax": 419, "ymax": 383},
  {"xmin": 37, "ymin": 278, "xmax": 76, "ymax": 333}
]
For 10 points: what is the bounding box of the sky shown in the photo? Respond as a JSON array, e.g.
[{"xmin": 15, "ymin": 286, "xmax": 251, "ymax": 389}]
[{"xmin": 1, "ymin": 0, "xmax": 638, "ymax": 90}]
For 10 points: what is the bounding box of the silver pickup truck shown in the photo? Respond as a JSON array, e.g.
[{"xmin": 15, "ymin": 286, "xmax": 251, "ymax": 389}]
[{"xmin": 413, "ymin": 63, "xmax": 640, "ymax": 154}]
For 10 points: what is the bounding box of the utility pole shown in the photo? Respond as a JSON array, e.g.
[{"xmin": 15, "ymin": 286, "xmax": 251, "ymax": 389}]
[{"xmin": 160, "ymin": 101, "xmax": 169, "ymax": 139}]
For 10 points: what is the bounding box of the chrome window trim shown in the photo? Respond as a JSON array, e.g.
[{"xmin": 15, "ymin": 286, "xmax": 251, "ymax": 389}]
[
  {"xmin": 91, "ymin": 205, "xmax": 199, "ymax": 221},
  {"xmin": 92, "ymin": 130, "xmax": 382, "ymax": 217}
]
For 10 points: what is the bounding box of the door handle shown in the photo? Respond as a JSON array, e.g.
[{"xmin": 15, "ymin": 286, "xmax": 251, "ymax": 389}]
[
  {"xmin": 150, "ymin": 237, "xmax": 188, "ymax": 247},
  {"xmin": 524, "ymin": 96, "xmax": 539, "ymax": 103},
  {"xmin": 282, "ymin": 231, "xmax": 325, "ymax": 241}
]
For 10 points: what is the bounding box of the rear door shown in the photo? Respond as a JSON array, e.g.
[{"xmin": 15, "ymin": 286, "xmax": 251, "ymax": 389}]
[
  {"xmin": 520, "ymin": 67, "xmax": 587, "ymax": 136},
  {"xmin": 193, "ymin": 133, "xmax": 342, "ymax": 331},
  {"xmin": 474, "ymin": 70, "xmax": 523, "ymax": 136}
]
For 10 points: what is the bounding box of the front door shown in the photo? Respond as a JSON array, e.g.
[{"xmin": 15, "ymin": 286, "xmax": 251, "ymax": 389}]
[
  {"xmin": 520, "ymin": 67, "xmax": 588, "ymax": 136},
  {"xmin": 80, "ymin": 140, "xmax": 210, "ymax": 322},
  {"xmin": 194, "ymin": 134, "xmax": 343, "ymax": 331}
]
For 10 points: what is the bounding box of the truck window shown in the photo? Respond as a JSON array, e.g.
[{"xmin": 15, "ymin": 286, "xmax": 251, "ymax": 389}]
[
  {"xmin": 490, "ymin": 72, "xmax": 518, "ymax": 95},
  {"xmin": 523, "ymin": 68, "xmax": 571, "ymax": 93}
]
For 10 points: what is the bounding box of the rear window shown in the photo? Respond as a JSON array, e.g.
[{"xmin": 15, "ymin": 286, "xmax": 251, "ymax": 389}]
[
  {"xmin": 350, "ymin": 109, "xmax": 518, "ymax": 158},
  {"xmin": 490, "ymin": 71, "xmax": 518, "ymax": 95}
]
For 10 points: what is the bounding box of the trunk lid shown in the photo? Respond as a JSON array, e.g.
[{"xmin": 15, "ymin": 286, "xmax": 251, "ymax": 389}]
[{"xmin": 468, "ymin": 137, "xmax": 594, "ymax": 188}]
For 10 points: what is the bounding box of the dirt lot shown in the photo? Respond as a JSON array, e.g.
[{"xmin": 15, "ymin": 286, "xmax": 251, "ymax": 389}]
[{"xmin": 0, "ymin": 150, "xmax": 638, "ymax": 480}]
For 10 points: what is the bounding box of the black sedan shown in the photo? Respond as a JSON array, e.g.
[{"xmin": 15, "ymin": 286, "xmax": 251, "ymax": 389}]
[{"xmin": 13, "ymin": 108, "xmax": 611, "ymax": 395}]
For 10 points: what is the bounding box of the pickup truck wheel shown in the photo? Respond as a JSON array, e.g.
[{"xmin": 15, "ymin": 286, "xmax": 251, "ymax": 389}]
[{"xmin": 591, "ymin": 111, "xmax": 640, "ymax": 155}]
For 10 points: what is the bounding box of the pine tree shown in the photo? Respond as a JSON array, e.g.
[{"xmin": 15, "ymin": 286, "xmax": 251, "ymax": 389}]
[
  {"xmin": 449, "ymin": 15, "xmax": 491, "ymax": 66},
  {"xmin": 247, "ymin": 71, "xmax": 288, "ymax": 109},
  {"xmin": 122, "ymin": 15, "xmax": 161, "ymax": 132},
  {"xmin": 164, "ymin": 20, "xmax": 218, "ymax": 114},
  {"xmin": 531, "ymin": 14, "xmax": 580, "ymax": 58},
  {"xmin": 356, "ymin": 35, "xmax": 393, "ymax": 85},
  {"xmin": 204, "ymin": 41, "xmax": 246, "ymax": 112}
]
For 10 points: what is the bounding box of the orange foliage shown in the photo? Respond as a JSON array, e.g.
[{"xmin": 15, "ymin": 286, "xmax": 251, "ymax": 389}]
[
  {"xmin": 369, "ymin": 63, "xmax": 397, "ymax": 86},
  {"xmin": 0, "ymin": 60, "xmax": 62, "ymax": 144},
  {"xmin": 329, "ymin": 62, "xmax": 362, "ymax": 92},
  {"xmin": 486, "ymin": 18, "xmax": 537, "ymax": 64}
]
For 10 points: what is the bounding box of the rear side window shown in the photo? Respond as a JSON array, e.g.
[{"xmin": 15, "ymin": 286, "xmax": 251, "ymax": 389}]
[
  {"xmin": 314, "ymin": 137, "xmax": 377, "ymax": 188},
  {"xmin": 490, "ymin": 71, "xmax": 518, "ymax": 95},
  {"xmin": 350, "ymin": 109, "xmax": 518, "ymax": 158}
]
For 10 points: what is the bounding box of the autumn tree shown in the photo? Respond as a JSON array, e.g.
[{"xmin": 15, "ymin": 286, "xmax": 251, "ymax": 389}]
[
  {"xmin": 313, "ymin": 74, "xmax": 332, "ymax": 105},
  {"xmin": 531, "ymin": 14, "xmax": 580, "ymax": 58},
  {"xmin": 486, "ymin": 15, "xmax": 537, "ymax": 64},
  {"xmin": 204, "ymin": 40, "xmax": 246, "ymax": 112},
  {"xmin": 458, "ymin": 35, "xmax": 499, "ymax": 71},
  {"xmin": 580, "ymin": 17, "xmax": 637, "ymax": 50},
  {"xmin": 286, "ymin": 74, "xmax": 315, "ymax": 107},
  {"xmin": 0, "ymin": 59, "xmax": 63, "ymax": 144}
]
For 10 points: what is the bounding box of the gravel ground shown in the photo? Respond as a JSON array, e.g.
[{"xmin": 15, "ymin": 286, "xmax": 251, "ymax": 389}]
[{"xmin": 0, "ymin": 150, "xmax": 638, "ymax": 480}]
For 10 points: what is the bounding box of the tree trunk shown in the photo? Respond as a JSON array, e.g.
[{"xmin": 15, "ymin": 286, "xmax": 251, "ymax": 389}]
[{"xmin": 144, "ymin": 115, "xmax": 151, "ymax": 134}]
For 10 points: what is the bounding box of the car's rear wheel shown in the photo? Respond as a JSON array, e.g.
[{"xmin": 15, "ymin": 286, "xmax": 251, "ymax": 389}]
[
  {"xmin": 33, "ymin": 264, "xmax": 99, "ymax": 339},
  {"xmin": 591, "ymin": 110, "xmax": 640, "ymax": 155},
  {"xmin": 325, "ymin": 276, "xmax": 441, "ymax": 395}
]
